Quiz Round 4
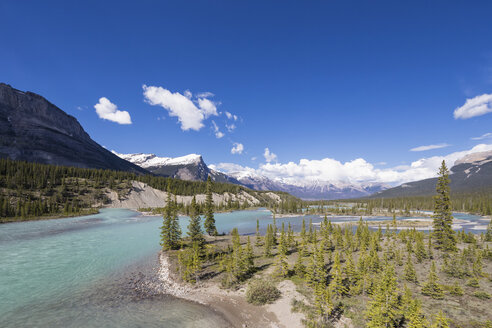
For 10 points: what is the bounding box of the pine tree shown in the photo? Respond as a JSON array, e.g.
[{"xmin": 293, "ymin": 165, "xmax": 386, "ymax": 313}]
[
  {"xmin": 431, "ymin": 310, "xmax": 450, "ymax": 328},
  {"xmin": 329, "ymin": 251, "xmax": 347, "ymax": 297},
  {"xmin": 432, "ymin": 161, "xmax": 456, "ymax": 251},
  {"xmin": 485, "ymin": 219, "xmax": 492, "ymax": 242},
  {"xmin": 160, "ymin": 189, "xmax": 181, "ymax": 250},
  {"xmin": 365, "ymin": 263, "xmax": 401, "ymax": 328},
  {"xmin": 275, "ymin": 223, "xmax": 289, "ymax": 277},
  {"xmin": 404, "ymin": 253, "xmax": 418, "ymax": 283},
  {"xmin": 244, "ymin": 236, "xmax": 255, "ymax": 272},
  {"xmin": 264, "ymin": 224, "xmax": 273, "ymax": 257},
  {"xmin": 204, "ymin": 176, "xmax": 217, "ymax": 236},
  {"xmin": 421, "ymin": 261, "xmax": 444, "ymax": 299},
  {"xmin": 187, "ymin": 196, "xmax": 204, "ymax": 247},
  {"xmin": 406, "ymin": 299, "xmax": 428, "ymax": 328},
  {"xmin": 415, "ymin": 233, "xmax": 427, "ymax": 263},
  {"xmin": 255, "ymin": 219, "xmax": 261, "ymax": 247}
]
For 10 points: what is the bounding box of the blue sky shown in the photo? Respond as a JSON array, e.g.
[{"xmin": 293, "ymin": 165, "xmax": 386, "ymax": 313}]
[{"xmin": 2, "ymin": 1, "xmax": 492, "ymax": 185}]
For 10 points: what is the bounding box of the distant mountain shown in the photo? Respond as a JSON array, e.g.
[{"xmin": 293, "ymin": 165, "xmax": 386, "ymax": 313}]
[
  {"xmin": 113, "ymin": 152, "xmax": 243, "ymax": 184},
  {"xmin": 0, "ymin": 83, "xmax": 148, "ymax": 174},
  {"xmin": 370, "ymin": 150, "xmax": 492, "ymax": 198},
  {"xmin": 228, "ymin": 170, "xmax": 388, "ymax": 200}
]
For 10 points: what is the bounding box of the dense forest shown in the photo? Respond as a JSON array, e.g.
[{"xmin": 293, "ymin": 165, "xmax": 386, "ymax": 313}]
[{"xmin": 0, "ymin": 159, "xmax": 297, "ymax": 222}]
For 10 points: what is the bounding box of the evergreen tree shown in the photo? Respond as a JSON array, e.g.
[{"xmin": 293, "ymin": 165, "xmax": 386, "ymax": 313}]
[
  {"xmin": 485, "ymin": 218, "xmax": 492, "ymax": 242},
  {"xmin": 432, "ymin": 161, "xmax": 456, "ymax": 251},
  {"xmin": 329, "ymin": 251, "xmax": 347, "ymax": 297},
  {"xmin": 421, "ymin": 261, "xmax": 444, "ymax": 299},
  {"xmin": 255, "ymin": 219, "xmax": 261, "ymax": 246},
  {"xmin": 275, "ymin": 223, "xmax": 289, "ymax": 277},
  {"xmin": 406, "ymin": 299, "xmax": 428, "ymax": 328},
  {"xmin": 187, "ymin": 196, "xmax": 204, "ymax": 247},
  {"xmin": 431, "ymin": 310, "xmax": 450, "ymax": 328},
  {"xmin": 204, "ymin": 176, "xmax": 217, "ymax": 236},
  {"xmin": 365, "ymin": 263, "xmax": 401, "ymax": 328},
  {"xmin": 404, "ymin": 253, "xmax": 418, "ymax": 283},
  {"xmin": 264, "ymin": 224, "xmax": 273, "ymax": 257},
  {"xmin": 160, "ymin": 189, "xmax": 181, "ymax": 250}
]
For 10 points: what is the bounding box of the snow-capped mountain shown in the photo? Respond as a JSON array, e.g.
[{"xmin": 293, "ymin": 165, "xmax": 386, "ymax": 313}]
[
  {"xmin": 227, "ymin": 170, "xmax": 388, "ymax": 200},
  {"xmin": 114, "ymin": 151, "xmax": 388, "ymax": 199},
  {"xmin": 112, "ymin": 152, "xmax": 242, "ymax": 184}
]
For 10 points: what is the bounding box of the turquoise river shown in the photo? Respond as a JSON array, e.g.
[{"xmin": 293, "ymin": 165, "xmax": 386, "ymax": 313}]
[{"xmin": 0, "ymin": 208, "xmax": 488, "ymax": 327}]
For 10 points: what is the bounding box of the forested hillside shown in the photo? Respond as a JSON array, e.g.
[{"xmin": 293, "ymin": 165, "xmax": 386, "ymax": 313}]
[{"xmin": 0, "ymin": 159, "xmax": 297, "ymax": 222}]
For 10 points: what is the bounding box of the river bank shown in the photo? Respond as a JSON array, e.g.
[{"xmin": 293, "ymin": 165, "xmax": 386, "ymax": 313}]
[{"xmin": 157, "ymin": 251, "xmax": 307, "ymax": 328}]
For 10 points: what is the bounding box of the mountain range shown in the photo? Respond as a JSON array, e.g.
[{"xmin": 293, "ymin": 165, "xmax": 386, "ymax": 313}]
[
  {"xmin": 113, "ymin": 152, "xmax": 389, "ymax": 199},
  {"xmin": 370, "ymin": 150, "xmax": 492, "ymax": 198}
]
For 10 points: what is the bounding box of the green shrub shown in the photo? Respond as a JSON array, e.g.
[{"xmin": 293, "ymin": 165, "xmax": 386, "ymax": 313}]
[
  {"xmin": 473, "ymin": 291, "xmax": 491, "ymax": 300},
  {"xmin": 246, "ymin": 279, "xmax": 281, "ymax": 305}
]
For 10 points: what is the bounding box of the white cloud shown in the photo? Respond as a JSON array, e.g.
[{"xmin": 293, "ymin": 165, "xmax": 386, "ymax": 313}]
[
  {"xmin": 196, "ymin": 91, "xmax": 214, "ymax": 98},
  {"xmin": 211, "ymin": 120, "xmax": 224, "ymax": 139},
  {"xmin": 454, "ymin": 93, "xmax": 492, "ymax": 119},
  {"xmin": 251, "ymin": 157, "xmax": 257, "ymax": 161},
  {"xmin": 410, "ymin": 143, "xmax": 450, "ymax": 152},
  {"xmin": 94, "ymin": 97, "xmax": 132, "ymax": 125},
  {"xmin": 213, "ymin": 144, "xmax": 492, "ymax": 187},
  {"xmin": 226, "ymin": 123, "xmax": 236, "ymax": 132},
  {"xmin": 225, "ymin": 111, "xmax": 238, "ymax": 121},
  {"xmin": 197, "ymin": 98, "xmax": 218, "ymax": 118},
  {"xmin": 231, "ymin": 143, "xmax": 244, "ymax": 155},
  {"xmin": 142, "ymin": 85, "xmax": 219, "ymax": 131},
  {"xmin": 471, "ymin": 132, "xmax": 492, "ymax": 140},
  {"xmin": 264, "ymin": 148, "xmax": 277, "ymax": 163}
]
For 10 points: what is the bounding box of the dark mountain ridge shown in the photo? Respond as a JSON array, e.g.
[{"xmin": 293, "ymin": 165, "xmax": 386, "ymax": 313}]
[{"xmin": 0, "ymin": 83, "xmax": 148, "ymax": 174}]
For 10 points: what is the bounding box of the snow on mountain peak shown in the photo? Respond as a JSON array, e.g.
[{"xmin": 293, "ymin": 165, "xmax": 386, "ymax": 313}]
[{"xmin": 112, "ymin": 151, "xmax": 203, "ymax": 168}]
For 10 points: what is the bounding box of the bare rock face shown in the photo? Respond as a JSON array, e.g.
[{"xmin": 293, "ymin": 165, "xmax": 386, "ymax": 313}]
[{"xmin": 0, "ymin": 83, "xmax": 148, "ymax": 174}]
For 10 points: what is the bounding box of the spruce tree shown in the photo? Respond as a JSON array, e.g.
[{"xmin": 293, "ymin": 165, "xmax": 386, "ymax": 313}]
[
  {"xmin": 365, "ymin": 263, "xmax": 401, "ymax": 328},
  {"xmin": 404, "ymin": 253, "xmax": 418, "ymax": 283},
  {"xmin": 160, "ymin": 189, "xmax": 181, "ymax": 250},
  {"xmin": 275, "ymin": 223, "xmax": 289, "ymax": 277},
  {"xmin": 255, "ymin": 219, "xmax": 261, "ymax": 246},
  {"xmin": 431, "ymin": 310, "xmax": 450, "ymax": 328},
  {"xmin": 406, "ymin": 299, "xmax": 428, "ymax": 328},
  {"xmin": 329, "ymin": 251, "xmax": 347, "ymax": 297},
  {"xmin": 187, "ymin": 196, "xmax": 204, "ymax": 247},
  {"xmin": 432, "ymin": 161, "xmax": 456, "ymax": 251},
  {"xmin": 204, "ymin": 176, "xmax": 217, "ymax": 236},
  {"xmin": 421, "ymin": 261, "xmax": 444, "ymax": 299}
]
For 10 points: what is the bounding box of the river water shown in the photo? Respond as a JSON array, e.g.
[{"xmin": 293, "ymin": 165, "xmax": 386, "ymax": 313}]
[{"xmin": 0, "ymin": 208, "xmax": 487, "ymax": 327}]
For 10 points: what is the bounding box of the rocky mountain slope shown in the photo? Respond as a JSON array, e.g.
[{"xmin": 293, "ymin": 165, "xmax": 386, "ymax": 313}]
[
  {"xmin": 0, "ymin": 83, "xmax": 147, "ymax": 174},
  {"xmin": 113, "ymin": 152, "xmax": 242, "ymax": 184},
  {"xmin": 370, "ymin": 150, "xmax": 492, "ymax": 198},
  {"xmin": 107, "ymin": 180, "xmax": 279, "ymax": 209}
]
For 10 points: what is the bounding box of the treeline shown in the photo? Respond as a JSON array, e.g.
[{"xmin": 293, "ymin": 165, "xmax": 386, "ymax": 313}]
[
  {"xmin": 350, "ymin": 191, "xmax": 492, "ymax": 216},
  {"xmin": 0, "ymin": 159, "xmax": 296, "ymax": 222}
]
